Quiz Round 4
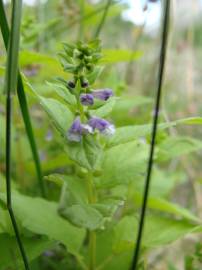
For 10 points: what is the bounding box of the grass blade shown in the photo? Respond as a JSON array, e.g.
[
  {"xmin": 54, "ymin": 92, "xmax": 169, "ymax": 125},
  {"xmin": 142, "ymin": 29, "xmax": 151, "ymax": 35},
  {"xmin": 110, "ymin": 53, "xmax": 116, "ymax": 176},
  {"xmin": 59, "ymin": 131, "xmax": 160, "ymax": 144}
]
[
  {"xmin": 0, "ymin": 0, "xmax": 46, "ymax": 197},
  {"xmin": 4, "ymin": 0, "xmax": 21, "ymax": 95},
  {"xmin": 4, "ymin": 0, "xmax": 30, "ymax": 269}
]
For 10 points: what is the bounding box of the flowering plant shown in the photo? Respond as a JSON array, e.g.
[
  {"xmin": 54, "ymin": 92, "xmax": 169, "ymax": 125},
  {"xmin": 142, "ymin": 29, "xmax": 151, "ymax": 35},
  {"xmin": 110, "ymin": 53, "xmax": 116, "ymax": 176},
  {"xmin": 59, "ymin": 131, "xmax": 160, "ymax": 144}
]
[
  {"xmin": 28, "ymin": 40, "xmax": 202, "ymax": 270},
  {"xmin": 41, "ymin": 40, "xmax": 121, "ymax": 269}
]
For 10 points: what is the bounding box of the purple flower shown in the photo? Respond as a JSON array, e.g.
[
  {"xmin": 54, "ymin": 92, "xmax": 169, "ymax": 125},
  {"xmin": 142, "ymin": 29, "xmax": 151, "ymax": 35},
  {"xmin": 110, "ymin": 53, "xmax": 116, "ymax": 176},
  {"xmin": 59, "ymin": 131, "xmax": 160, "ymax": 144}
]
[
  {"xmin": 88, "ymin": 117, "xmax": 115, "ymax": 136},
  {"xmin": 80, "ymin": 93, "xmax": 94, "ymax": 106},
  {"xmin": 92, "ymin": 88, "xmax": 113, "ymax": 101},
  {"xmin": 67, "ymin": 117, "xmax": 93, "ymax": 142}
]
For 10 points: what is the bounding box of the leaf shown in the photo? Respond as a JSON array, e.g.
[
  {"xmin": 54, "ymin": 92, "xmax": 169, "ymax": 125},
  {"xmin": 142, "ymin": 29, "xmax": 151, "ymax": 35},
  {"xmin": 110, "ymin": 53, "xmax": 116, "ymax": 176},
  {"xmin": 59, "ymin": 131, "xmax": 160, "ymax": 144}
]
[
  {"xmin": 0, "ymin": 192, "xmax": 85, "ymax": 256},
  {"xmin": 57, "ymin": 177, "xmax": 105, "ymax": 230},
  {"xmin": 67, "ymin": 134, "xmax": 103, "ymax": 171},
  {"xmin": 59, "ymin": 204, "xmax": 104, "ymax": 230},
  {"xmin": 0, "ymin": 208, "xmax": 13, "ymax": 235},
  {"xmin": 19, "ymin": 50, "xmax": 66, "ymax": 77},
  {"xmin": 4, "ymin": 0, "xmax": 22, "ymax": 94},
  {"xmin": 0, "ymin": 234, "xmax": 55, "ymax": 270},
  {"xmin": 108, "ymin": 117, "xmax": 202, "ymax": 148},
  {"xmin": 86, "ymin": 66, "xmax": 104, "ymax": 84},
  {"xmin": 177, "ymin": 117, "xmax": 202, "ymax": 125},
  {"xmin": 39, "ymin": 96, "xmax": 74, "ymax": 137},
  {"xmin": 133, "ymin": 193, "xmax": 200, "ymax": 222},
  {"xmin": 46, "ymin": 82, "xmax": 76, "ymax": 106},
  {"xmin": 97, "ymin": 140, "xmax": 149, "ymax": 188},
  {"xmin": 111, "ymin": 95, "xmax": 152, "ymax": 124},
  {"xmin": 157, "ymin": 136, "xmax": 202, "ymax": 161},
  {"xmin": 57, "ymin": 175, "xmax": 88, "ymax": 205},
  {"xmin": 113, "ymin": 215, "xmax": 202, "ymax": 253},
  {"xmin": 93, "ymin": 198, "xmax": 123, "ymax": 218},
  {"xmin": 100, "ymin": 49, "xmax": 143, "ymax": 64},
  {"xmin": 90, "ymin": 97, "xmax": 117, "ymax": 118}
]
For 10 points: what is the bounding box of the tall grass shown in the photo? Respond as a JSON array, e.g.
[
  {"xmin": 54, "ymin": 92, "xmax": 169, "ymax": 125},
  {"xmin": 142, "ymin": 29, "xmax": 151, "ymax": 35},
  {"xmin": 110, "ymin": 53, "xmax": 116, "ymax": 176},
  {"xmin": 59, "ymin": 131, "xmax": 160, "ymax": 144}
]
[{"xmin": 0, "ymin": 0, "xmax": 46, "ymax": 197}]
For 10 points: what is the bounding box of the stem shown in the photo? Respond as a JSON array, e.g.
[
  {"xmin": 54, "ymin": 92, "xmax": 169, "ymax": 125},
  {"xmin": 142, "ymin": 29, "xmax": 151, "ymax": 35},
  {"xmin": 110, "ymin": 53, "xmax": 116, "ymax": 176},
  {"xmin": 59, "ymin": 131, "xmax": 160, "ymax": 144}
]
[
  {"xmin": 130, "ymin": 1, "xmax": 170, "ymax": 269},
  {"xmin": 86, "ymin": 172, "xmax": 97, "ymax": 270},
  {"xmin": 94, "ymin": 0, "xmax": 112, "ymax": 38},
  {"xmin": 89, "ymin": 231, "xmax": 96, "ymax": 270},
  {"xmin": 78, "ymin": 0, "xmax": 85, "ymax": 40}
]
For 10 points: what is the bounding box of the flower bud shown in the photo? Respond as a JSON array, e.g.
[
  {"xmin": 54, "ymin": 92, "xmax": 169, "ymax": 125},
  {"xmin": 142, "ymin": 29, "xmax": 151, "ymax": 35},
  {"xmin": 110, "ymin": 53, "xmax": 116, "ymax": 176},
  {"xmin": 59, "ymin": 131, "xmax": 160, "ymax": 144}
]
[
  {"xmin": 80, "ymin": 94, "xmax": 94, "ymax": 106},
  {"xmin": 81, "ymin": 80, "xmax": 89, "ymax": 88},
  {"xmin": 67, "ymin": 80, "xmax": 75, "ymax": 89},
  {"xmin": 92, "ymin": 88, "xmax": 113, "ymax": 101}
]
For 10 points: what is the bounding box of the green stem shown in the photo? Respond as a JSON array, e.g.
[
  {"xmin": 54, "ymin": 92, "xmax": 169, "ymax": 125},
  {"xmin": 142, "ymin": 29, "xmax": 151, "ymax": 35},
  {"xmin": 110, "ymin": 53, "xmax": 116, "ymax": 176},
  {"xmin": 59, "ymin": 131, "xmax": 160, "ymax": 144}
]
[
  {"xmin": 86, "ymin": 172, "xmax": 96, "ymax": 270},
  {"xmin": 89, "ymin": 231, "xmax": 96, "ymax": 270},
  {"xmin": 94, "ymin": 0, "xmax": 112, "ymax": 38}
]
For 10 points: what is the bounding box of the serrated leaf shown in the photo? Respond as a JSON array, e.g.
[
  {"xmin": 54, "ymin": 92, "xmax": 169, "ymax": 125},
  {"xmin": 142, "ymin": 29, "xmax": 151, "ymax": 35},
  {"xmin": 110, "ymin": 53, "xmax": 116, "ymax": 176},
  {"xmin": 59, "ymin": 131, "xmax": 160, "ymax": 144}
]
[
  {"xmin": 67, "ymin": 134, "xmax": 103, "ymax": 171},
  {"xmin": 97, "ymin": 140, "xmax": 149, "ymax": 188}
]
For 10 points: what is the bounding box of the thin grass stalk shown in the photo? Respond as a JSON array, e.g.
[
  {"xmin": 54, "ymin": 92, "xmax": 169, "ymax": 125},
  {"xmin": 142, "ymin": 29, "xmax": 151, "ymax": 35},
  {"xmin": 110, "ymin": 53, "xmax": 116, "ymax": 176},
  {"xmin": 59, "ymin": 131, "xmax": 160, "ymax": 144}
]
[
  {"xmin": 130, "ymin": 1, "xmax": 170, "ymax": 269},
  {"xmin": 4, "ymin": 0, "xmax": 30, "ymax": 269},
  {"xmin": 50, "ymin": 1, "xmax": 120, "ymax": 39},
  {"xmin": 78, "ymin": 0, "xmax": 85, "ymax": 40},
  {"xmin": 0, "ymin": 0, "xmax": 46, "ymax": 197},
  {"xmin": 94, "ymin": 0, "xmax": 112, "ymax": 38}
]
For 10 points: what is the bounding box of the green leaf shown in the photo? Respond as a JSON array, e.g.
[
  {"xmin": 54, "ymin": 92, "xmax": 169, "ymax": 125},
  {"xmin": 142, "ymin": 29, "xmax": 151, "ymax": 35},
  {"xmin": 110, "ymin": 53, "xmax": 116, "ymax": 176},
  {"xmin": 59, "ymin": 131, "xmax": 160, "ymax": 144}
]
[
  {"xmin": 133, "ymin": 193, "xmax": 200, "ymax": 223},
  {"xmin": 157, "ymin": 136, "xmax": 202, "ymax": 161},
  {"xmin": 67, "ymin": 134, "xmax": 103, "ymax": 171},
  {"xmin": 86, "ymin": 66, "xmax": 104, "ymax": 84},
  {"xmin": 93, "ymin": 198, "xmax": 123, "ymax": 219},
  {"xmin": 46, "ymin": 82, "xmax": 76, "ymax": 106},
  {"xmin": 59, "ymin": 203, "xmax": 104, "ymax": 230},
  {"xmin": 108, "ymin": 117, "xmax": 202, "ymax": 148},
  {"xmin": 111, "ymin": 95, "xmax": 152, "ymax": 124},
  {"xmin": 4, "ymin": 0, "xmax": 22, "ymax": 94},
  {"xmin": 97, "ymin": 140, "xmax": 149, "ymax": 188},
  {"xmin": 100, "ymin": 49, "xmax": 142, "ymax": 64},
  {"xmin": 90, "ymin": 97, "xmax": 117, "ymax": 118},
  {"xmin": 0, "ymin": 192, "xmax": 85, "ymax": 256},
  {"xmin": 39, "ymin": 96, "xmax": 74, "ymax": 137},
  {"xmin": 177, "ymin": 117, "xmax": 202, "ymax": 125},
  {"xmin": 113, "ymin": 215, "xmax": 202, "ymax": 253},
  {"xmin": 57, "ymin": 175, "xmax": 88, "ymax": 205},
  {"xmin": 58, "ymin": 182, "xmax": 103, "ymax": 230},
  {"xmin": 0, "ymin": 234, "xmax": 55, "ymax": 270},
  {"xmin": 0, "ymin": 208, "xmax": 13, "ymax": 235}
]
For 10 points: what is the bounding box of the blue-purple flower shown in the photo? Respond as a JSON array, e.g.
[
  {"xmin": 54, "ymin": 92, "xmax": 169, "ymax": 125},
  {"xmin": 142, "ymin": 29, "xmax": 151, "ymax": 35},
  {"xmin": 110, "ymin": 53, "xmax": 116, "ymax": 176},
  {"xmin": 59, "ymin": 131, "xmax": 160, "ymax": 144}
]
[
  {"xmin": 88, "ymin": 117, "xmax": 115, "ymax": 135},
  {"xmin": 92, "ymin": 88, "xmax": 113, "ymax": 101},
  {"xmin": 67, "ymin": 117, "xmax": 93, "ymax": 142},
  {"xmin": 80, "ymin": 93, "xmax": 94, "ymax": 106}
]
